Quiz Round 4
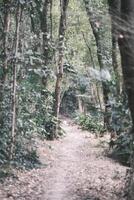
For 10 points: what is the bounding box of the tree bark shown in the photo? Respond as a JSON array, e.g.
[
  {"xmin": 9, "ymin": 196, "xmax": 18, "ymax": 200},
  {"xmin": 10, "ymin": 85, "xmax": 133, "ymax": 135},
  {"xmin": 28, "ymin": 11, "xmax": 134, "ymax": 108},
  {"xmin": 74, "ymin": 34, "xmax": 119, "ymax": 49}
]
[
  {"xmin": 118, "ymin": 0, "xmax": 134, "ymax": 128},
  {"xmin": 3, "ymin": 1, "xmax": 11, "ymax": 82},
  {"xmin": 108, "ymin": 0, "xmax": 121, "ymax": 95},
  {"xmin": 0, "ymin": 1, "xmax": 11, "ymax": 95},
  {"xmin": 41, "ymin": 0, "xmax": 50, "ymax": 66},
  {"xmin": 118, "ymin": 1, "xmax": 134, "ymax": 199},
  {"xmin": 50, "ymin": 0, "xmax": 53, "ymax": 41},
  {"xmin": 81, "ymin": 31, "xmax": 103, "ymax": 112},
  {"xmin": 40, "ymin": 0, "xmax": 53, "ymax": 87},
  {"xmin": 10, "ymin": 3, "xmax": 21, "ymax": 161},
  {"xmin": 54, "ymin": 0, "xmax": 69, "ymax": 138},
  {"xmin": 0, "ymin": 1, "xmax": 11, "ymax": 128},
  {"xmin": 84, "ymin": 0, "xmax": 110, "ymax": 130}
]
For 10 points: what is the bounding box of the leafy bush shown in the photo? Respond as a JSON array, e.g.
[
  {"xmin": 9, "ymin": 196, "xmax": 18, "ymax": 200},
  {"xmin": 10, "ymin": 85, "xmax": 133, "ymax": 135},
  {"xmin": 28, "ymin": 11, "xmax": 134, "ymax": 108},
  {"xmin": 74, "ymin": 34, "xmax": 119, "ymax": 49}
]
[
  {"xmin": 0, "ymin": 84, "xmax": 12, "ymax": 165},
  {"xmin": 110, "ymin": 96, "xmax": 132, "ymax": 134},
  {"xmin": 75, "ymin": 113, "xmax": 105, "ymax": 134},
  {"xmin": 108, "ymin": 93, "xmax": 132, "ymax": 165},
  {"xmin": 0, "ymin": 67, "xmax": 57, "ymax": 169},
  {"xmin": 14, "ymin": 145, "xmax": 41, "ymax": 169},
  {"xmin": 110, "ymin": 133, "xmax": 132, "ymax": 166},
  {"xmin": 17, "ymin": 70, "xmax": 56, "ymax": 139}
]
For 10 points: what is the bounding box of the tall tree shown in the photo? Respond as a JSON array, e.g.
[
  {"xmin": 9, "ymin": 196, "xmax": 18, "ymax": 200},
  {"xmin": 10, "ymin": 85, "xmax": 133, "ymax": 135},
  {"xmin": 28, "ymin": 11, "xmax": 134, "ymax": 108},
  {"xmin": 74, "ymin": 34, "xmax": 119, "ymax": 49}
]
[
  {"xmin": 84, "ymin": 0, "xmax": 110, "ymax": 130},
  {"xmin": 41, "ymin": 0, "xmax": 51, "ymax": 66},
  {"xmin": 0, "ymin": 1, "xmax": 11, "ymax": 103},
  {"xmin": 10, "ymin": 3, "xmax": 21, "ymax": 161},
  {"xmin": 118, "ymin": 1, "xmax": 134, "ymax": 131},
  {"xmin": 0, "ymin": 1, "xmax": 11, "ymax": 134},
  {"xmin": 50, "ymin": 0, "xmax": 53, "ymax": 41},
  {"xmin": 81, "ymin": 31, "xmax": 103, "ymax": 112},
  {"xmin": 3, "ymin": 0, "xmax": 11, "ymax": 83},
  {"xmin": 118, "ymin": 0, "xmax": 134, "ymax": 199},
  {"xmin": 54, "ymin": 0, "xmax": 69, "ymax": 137},
  {"xmin": 108, "ymin": 0, "xmax": 121, "ymax": 95},
  {"xmin": 40, "ymin": 0, "xmax": 51, "ymax": 88}
]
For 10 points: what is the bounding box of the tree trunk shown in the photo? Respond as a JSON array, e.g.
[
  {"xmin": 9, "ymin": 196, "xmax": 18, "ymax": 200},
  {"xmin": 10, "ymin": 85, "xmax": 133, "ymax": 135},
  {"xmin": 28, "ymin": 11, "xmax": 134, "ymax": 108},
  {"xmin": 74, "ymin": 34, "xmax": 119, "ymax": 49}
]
[
  {"xmin": 81, "ymin": 31, "xmax": 103, "ymax": 111},
  {"xmin": 3, "ymin": 1, "xmax": 11, "ymax": 83},
  {"xmin": 54, "ymin": 0, "xmax": 69, "ymax": 138},
  {"xmin": 10, "ymin": 3, "xmax": 21, "ymax": 161},
  {"xmin": 50, "ymin": 0, "xmax": 53, "ymax": 41},
  {"xmin": 0, "ymin": 1, "xmax": 11, "ymax": 97},
  {"xmin": 41, "ymin": 0, "xmax": 50, "ymax": 66},
  {"xmin": 118, "ymin": 1, "xmax": 134, "ymax": 199},
  {"xmin": 108, "ymin": 0, "xmax": 121, "ymax": 95},
  {"xmin": 119, "ymin": 0, "xmax": 134, "ymax": 128},
  {"xmin": 40, "ymin": 0, "xmax": 53, "ymax": 87},
  {"xmin": 84, "ymin": 0, "xmax": 110, "ymax": 130},
  {"xmin": 0, "ymin": 1, "xmax": 11, "ymax": 128}
]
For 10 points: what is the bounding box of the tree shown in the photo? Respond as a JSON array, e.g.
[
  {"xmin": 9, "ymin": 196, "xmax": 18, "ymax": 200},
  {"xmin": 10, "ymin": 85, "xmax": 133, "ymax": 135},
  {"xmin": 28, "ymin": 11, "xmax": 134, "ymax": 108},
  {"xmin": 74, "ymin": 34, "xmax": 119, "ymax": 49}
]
[
  {"xmin": 10, "ymin": 2, "xmax": 21, "ymax": 161},
  {"xmin": 41, "ymin": 0, "xmax": 51, "ymax": 66},
  {"xmin": 84, "ymin": 0, "xmax": 110, "ymax": 130},
  {"xmin": 117, "ymin": 0, "xmax": 134, "ymax": 199},
  {"xmin": 0, "ymin": 1, "xmax": 11, "ymax": 125},
  {"xmin": 54, "ymin": 0, "xmax": 69, "ymax": 137},
  {"xmin": 108, "ymin": 0, "xmax": 121, "ymax": 95},
  {"xmin": 3, "ymin": 0, "xmax": 11, "ymax": 83}
]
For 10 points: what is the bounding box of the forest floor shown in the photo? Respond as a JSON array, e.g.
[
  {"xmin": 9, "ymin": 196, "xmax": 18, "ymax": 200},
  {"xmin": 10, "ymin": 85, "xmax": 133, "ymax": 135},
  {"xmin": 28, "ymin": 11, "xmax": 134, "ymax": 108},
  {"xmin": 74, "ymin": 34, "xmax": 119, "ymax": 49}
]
[{"xmin": 0, "ymin": 118, "xmax": 128, "ymax": 200}]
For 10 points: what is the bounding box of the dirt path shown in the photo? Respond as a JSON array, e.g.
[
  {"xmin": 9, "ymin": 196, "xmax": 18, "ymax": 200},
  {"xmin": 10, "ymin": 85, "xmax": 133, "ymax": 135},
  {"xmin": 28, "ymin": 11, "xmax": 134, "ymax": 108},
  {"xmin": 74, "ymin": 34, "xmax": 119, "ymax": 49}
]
[{"xmin": 0, "ymin": 119, "xmax": 128, "ymax": 200}]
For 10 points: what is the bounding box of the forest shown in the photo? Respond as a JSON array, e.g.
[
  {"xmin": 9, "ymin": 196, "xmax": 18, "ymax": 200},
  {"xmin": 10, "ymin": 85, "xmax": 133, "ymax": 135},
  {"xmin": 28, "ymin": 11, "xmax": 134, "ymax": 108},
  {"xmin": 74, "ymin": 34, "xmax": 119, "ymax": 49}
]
[{"xmin": 0, "ymin": 0, "xmax": 134, "ymax": 199}]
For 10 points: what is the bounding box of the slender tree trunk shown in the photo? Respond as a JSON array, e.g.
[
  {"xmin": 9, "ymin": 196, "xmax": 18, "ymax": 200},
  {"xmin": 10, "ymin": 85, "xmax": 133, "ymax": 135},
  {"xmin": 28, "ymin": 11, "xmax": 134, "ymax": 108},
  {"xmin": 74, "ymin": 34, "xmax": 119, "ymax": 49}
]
[
  {"xmin": 41, "ymin": 0, "xmax": 50, "ymax": 66},
  {"xmin": 50, "ymin": 0, "xmax": 53, "ymax": 41},
  {"xmin": 81, "ymin": 31, "xmax": 103, "ymax": 112},
  {"xmin": 41, "ymin": 0, "xmax": 53, "ymax": 87},
  {"xmin": 3, "ymin": 1, "xmax": 11, "ymax": 83},
  {"xmin": 84, "ymin": 0, "xmax": 110, "ymax": 130},
  {"xmin": 118, "ymin": 1, "xmax": 134, "ymax": 199},
  {"xmin": 0, "ymin": 1, "xmax": 11, "ymax": 94},
  {"xmin": 10, "ymin": 3, "xmax": 21, "ymax": 161},
  {"xmin": 108, "ymin": 0, "xmax": 121, "ymax": 95},
  {"xmin": 54, "ymin": 0, "xmax": 69, "ymax": 138},
  {"xmin": 0, "ymin": 1, "xmax": 11, "ymax": 128}
]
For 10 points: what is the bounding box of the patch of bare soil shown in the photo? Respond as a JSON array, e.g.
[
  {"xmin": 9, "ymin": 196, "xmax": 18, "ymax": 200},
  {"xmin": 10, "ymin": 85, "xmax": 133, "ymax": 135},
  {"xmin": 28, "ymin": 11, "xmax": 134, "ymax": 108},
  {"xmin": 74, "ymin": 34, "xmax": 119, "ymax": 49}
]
[{"xmin": 0, "ymin": 119, "xmax": 128, "ymax": 200}]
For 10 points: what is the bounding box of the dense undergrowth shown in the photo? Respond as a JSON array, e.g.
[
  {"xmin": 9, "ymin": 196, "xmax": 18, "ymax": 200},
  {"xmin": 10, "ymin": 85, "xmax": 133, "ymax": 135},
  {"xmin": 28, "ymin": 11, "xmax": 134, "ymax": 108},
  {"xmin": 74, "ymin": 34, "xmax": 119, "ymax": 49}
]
[
  {"xmin": 75, "ymin": 113, "xmax": 105, "ymax": 134},
  {"xmin": 73, "ymin": 97, "xmax": 132, "ymax": 166}
]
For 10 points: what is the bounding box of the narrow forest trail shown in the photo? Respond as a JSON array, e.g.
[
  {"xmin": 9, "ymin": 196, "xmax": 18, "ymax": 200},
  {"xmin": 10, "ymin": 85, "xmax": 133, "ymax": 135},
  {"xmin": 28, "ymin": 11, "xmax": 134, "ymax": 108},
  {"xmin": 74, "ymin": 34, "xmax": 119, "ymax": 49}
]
[{"xmin": 0, "ymin": 119, "xmax": 128, "ymax": 200}]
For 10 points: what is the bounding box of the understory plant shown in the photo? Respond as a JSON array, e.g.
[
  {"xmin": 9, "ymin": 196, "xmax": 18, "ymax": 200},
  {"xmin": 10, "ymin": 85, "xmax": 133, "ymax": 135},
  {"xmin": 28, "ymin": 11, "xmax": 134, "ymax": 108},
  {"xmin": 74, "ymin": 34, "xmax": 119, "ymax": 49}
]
[
  {"xmin": 110, "ymin": 133, "xmax": 132, "ymax": 166},
  {"xmin": 75, "ymin": 112, "xmax": 105, "ymax": 134}
]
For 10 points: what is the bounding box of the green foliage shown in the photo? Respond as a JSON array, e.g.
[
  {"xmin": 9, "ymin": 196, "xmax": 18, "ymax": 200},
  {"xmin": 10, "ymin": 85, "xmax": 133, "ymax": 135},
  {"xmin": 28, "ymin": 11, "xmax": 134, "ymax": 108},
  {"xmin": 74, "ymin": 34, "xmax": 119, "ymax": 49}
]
[
  {"xmin": 0, "ymin": 84, "xmax": 12, "ymax": 165},
  {"xmin": 17, "ymin": 69, "xmax": 55, "ymax": 139},
  {"xmin": 75, "ymin": 113, "xmax": 105, "ymax": 134},
  {"xmin": 0, "ymin": 82, "xmax": 42, "ymax": 169},
  {"xmin": 110, "ymin": 95, "xmax": 132, "ymax": 134},
  {"xmin": 111, "ymin": 133, "xmax": 132, "ymax": 166},
  {"xmin": 107, "ymin": 93, "xmax": 132, "ymax": 165},
  {"xmin": 14, "ymin": 143, "xmax": 41, "ymax": 169}
]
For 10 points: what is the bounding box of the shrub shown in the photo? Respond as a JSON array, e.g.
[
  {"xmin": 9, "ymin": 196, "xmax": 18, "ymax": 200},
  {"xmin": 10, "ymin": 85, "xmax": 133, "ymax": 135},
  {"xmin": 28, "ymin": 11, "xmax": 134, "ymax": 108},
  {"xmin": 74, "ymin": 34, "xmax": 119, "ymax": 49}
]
[
  {"xmin": 111, "ymin": 133, "xmax": 132, "ymax": 166},
  {"xmin": 75, "ymin": 113, "xmax": 105, "ymax": 134}
]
